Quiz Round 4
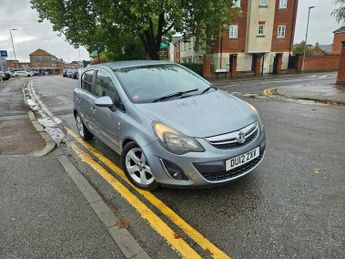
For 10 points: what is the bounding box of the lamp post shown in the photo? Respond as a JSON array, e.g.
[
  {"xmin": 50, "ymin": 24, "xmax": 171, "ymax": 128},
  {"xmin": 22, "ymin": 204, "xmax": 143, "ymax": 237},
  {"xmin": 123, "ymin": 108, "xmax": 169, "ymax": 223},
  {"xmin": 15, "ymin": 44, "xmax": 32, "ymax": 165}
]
[
  {"xmin": 302, "ymin": 6, "xmax": 315, "ymax": 73},
  {"xmin": 10, "ymin": 28, "xmax": 18, "ymax": 68}
]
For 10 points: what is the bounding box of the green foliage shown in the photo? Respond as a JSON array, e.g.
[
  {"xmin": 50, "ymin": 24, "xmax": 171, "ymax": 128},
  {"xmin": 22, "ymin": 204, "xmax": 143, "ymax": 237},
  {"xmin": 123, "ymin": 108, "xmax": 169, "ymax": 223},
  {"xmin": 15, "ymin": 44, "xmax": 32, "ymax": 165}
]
[
  {"xmin": 293, "ymin": 41, "xmax": 314, "ymax": 56},
  {"xmin": 30, "ymin": 0, "xmax": 238, "ymax": 60},
  {"xmin": 332, "ymin": 0, "xmax": 345, "ymax": 23},
  {"xmin": 181, "ymin": 63, "xmax": 204, "ymax": 77}
]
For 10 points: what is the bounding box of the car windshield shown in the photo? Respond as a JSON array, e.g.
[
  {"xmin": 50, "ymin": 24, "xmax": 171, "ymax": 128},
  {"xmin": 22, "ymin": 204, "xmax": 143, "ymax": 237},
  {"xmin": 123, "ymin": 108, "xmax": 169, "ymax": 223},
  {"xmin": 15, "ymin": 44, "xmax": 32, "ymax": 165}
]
[{"xmin": 114, "ymin": 64, "xmax": 212, "ymax": 103}]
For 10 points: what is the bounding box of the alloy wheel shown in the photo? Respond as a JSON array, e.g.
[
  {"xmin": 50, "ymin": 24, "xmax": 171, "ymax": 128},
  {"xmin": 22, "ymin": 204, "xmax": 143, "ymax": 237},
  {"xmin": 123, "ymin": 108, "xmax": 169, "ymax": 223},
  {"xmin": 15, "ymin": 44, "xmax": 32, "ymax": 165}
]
[
  {"xmin": 125, "ymin": 147, "xmax": 154, "ymax": 186},
  {"xmin": 76, "ymin": 114, "xmax": 84, "ymax": 138}
]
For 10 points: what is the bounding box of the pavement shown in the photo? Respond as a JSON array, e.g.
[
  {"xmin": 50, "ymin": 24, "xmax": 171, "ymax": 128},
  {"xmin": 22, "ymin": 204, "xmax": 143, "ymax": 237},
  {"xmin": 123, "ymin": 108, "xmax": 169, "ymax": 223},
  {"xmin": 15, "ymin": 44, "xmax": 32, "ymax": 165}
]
[
  {"xmin": 0, "ymin": 153, "xmax": 124, "ymax": 258},
  {"xmin": 0, "ymin": 78, "xmax": 138, "ymax": 258},
  {"xmin": 277, "ymin": 77, "xmax": 345, "ymax": 104},
  {"xmin": 0, "ymin": 78, "xmax": 44, "ymax": 155},
  {"xmin": 26, "ymin": 74, "xmax": 345, "ymax": 258},
  {"xmin": 212, "ymin": 71, "xmax": 345, "ymax": 104}
]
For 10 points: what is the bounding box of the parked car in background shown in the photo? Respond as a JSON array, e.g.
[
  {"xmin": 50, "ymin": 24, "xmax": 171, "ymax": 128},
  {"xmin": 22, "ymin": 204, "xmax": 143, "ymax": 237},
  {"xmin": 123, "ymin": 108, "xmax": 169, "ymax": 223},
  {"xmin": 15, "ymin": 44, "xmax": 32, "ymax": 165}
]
[
  {"xmin": 69, "ymin": 70, "xmax": 75, "ymax": 78},
  {"xmin": 1, "ymin": 71, "xmax": 11, "ymax": 80},
  {"xmin": 13, "ymin": 71, "xmax": 31, "ymax": 77},
  {"xmin": 63, "ymin": 70, "xmax": 68, "ymax": 77},
  {"xmin": 73, "ymin": 69, "xmax": 81, "ymax": 79},
  {"xmin": 73, "ymin": 61, "xmax": 266, "ymax": 190}
]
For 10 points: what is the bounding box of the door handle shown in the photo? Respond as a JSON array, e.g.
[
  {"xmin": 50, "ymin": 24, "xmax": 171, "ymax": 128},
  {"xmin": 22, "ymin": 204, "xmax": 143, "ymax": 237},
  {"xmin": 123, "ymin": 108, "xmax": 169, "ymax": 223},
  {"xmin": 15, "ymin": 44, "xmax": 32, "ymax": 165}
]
[{"xmin": 90, "ymin": 106, "xmax": 96, "ymax": 113}]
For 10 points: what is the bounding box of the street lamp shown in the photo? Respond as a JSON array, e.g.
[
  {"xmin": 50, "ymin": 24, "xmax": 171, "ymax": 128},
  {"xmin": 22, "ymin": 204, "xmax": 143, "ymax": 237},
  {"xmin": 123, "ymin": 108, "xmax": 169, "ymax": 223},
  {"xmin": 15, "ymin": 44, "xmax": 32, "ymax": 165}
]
[
  {"xmin": 302, "ymin": 6, "xmax": 315, "ymax": 73},
  {"xmin": 10, "ymin": 28, "xmax": 18, "ymax": 68}
]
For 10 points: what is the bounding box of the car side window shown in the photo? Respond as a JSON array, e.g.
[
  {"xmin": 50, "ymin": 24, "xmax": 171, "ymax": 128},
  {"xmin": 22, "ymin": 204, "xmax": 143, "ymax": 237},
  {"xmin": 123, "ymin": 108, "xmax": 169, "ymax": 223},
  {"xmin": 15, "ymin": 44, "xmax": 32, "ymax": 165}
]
[
  {"xmin": 94, "ymin": 70, "xmax": 125, "ymax": 111},
  {"xmin": 81, "ymin": 70, "xmax": 94, "ymax": 93}
]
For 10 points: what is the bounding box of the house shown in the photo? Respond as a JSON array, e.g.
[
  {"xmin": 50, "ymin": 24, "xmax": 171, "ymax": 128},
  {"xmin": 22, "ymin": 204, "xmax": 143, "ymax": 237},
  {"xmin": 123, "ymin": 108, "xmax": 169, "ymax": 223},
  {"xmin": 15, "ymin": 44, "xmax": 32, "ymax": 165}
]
[
  {"xmin": 177, "ymin": 37, "xmax": 205, "ymax": 63},
  {"xmin": 6, "ymin": 59, "xmax": 19, "ymax": 69},
  {"xmin": 313, "ymin": 43, "xmax": 332, "ymax": 56},
  {"xmin": 332, "ymin": 26, "xmax": 345, "ymax": 54},
  {"xmin": 29, "ymin": 49, "xmax": 63, "ymax": 74}
]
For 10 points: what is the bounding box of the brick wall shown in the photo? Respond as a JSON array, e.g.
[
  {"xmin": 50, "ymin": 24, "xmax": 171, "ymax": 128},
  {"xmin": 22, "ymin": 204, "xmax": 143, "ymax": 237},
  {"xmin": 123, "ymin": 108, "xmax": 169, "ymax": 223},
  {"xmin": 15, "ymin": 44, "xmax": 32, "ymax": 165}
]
[{"xmin": 303, "ymin": 55, "xmax": 340, "ymax": 72}]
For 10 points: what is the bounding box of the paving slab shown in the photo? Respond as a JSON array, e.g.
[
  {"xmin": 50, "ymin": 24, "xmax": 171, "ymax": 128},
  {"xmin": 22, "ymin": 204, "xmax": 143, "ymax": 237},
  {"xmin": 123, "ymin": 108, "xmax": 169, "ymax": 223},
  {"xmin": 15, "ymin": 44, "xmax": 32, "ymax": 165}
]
[{"xmin": 0, "ymin": 154, "xmax": 124, "ymax": 258}]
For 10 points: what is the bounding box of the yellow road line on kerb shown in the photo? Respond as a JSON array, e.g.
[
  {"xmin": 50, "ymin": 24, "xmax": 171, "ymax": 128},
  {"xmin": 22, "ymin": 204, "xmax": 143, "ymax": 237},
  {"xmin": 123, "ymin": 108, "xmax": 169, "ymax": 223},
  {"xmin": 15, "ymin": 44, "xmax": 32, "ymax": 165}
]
[
  {"xmin": 71, "ymin": 143, "xmax": 201, "ymax": 259},
  {"xmin": 67, "ymin": 128, "xmax": 231, "ymax": 259}
]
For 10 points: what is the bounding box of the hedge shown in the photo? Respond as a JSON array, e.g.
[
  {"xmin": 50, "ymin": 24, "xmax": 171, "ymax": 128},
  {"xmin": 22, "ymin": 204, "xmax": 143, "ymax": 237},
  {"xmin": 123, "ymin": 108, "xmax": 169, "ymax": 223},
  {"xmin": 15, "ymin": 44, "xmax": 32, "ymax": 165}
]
[{"xmin": 180, "ymin": 63, "xmax": 203, "ymax": 77}]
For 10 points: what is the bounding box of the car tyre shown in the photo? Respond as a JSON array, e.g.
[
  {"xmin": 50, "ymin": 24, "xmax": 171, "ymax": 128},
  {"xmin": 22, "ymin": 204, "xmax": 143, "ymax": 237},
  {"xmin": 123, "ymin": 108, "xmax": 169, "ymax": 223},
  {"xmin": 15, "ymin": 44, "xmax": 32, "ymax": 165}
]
[
  {"xmin": 122, "ymin": 142, "xmax": 159, "ymax": 191},
  {"xmin": 75, "ymin": 112, "xmax": 93, "ymax": 140}
]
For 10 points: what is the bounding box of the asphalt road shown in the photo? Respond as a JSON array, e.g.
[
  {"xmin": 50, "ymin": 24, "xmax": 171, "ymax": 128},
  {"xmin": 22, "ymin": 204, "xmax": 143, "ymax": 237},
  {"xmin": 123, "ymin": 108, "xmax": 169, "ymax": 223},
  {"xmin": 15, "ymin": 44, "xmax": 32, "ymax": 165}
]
[{"xmin": 31, "ymin": 74, "xmax": 344, "ymax": 258}]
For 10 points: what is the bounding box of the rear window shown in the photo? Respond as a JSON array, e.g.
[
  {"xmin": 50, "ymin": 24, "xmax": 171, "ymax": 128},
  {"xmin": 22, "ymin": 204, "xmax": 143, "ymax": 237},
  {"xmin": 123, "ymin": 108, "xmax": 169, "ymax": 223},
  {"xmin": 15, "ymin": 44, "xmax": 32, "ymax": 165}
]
[{"xmin": 81, "ymin": 70, "xmax": 94, "ymax": 93}]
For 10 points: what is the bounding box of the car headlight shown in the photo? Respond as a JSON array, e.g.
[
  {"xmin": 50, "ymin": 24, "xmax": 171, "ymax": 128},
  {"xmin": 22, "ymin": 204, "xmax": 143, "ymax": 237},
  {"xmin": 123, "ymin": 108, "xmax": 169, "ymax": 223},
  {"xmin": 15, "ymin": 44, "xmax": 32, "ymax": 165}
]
[
  {"xmin": 153, "ymin": 121, "xmax": 205, "ymax": 155},
  {"xmin": 256, "ymin": 113, "xmax": 264, "ymax": 130},
  {"xmin": 245, "ymin": 102, "xmax": 264, "ymax": 130}
]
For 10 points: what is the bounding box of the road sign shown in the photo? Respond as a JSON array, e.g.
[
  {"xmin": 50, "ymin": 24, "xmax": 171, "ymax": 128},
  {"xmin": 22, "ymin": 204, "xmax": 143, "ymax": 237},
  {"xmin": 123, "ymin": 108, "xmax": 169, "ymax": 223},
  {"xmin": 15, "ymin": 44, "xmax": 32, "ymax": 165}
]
[{"xmin": 0, "ymin": 50, "xmax": 8, "ymax": 57}]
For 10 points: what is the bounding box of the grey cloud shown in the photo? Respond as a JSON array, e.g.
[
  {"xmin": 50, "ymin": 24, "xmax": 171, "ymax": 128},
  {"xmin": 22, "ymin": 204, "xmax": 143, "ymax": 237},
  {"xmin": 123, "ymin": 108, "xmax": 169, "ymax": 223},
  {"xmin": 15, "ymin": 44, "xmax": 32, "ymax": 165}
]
[
  {"xmin": 294, "ymin": 0, "xmax": 341, "ymax": 45},
  {"xmin": 0, "ymin": 0, "xmax": 89, "ymax": 62}
]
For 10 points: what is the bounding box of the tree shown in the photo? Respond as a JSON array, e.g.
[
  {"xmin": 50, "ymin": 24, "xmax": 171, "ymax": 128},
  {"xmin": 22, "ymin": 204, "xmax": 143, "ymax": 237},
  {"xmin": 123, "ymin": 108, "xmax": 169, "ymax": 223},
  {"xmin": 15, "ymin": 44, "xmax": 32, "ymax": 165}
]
[
  {"xmin": 293, "ymin": 41, "xmax": 314, "ymax": 56},
  {"xmin": 332, "ymin": 0, "xmax": 345, "ymax": 23},
  {"xmin": 30, "ymin": 0, "xmax": 238, "ymax": 60}
]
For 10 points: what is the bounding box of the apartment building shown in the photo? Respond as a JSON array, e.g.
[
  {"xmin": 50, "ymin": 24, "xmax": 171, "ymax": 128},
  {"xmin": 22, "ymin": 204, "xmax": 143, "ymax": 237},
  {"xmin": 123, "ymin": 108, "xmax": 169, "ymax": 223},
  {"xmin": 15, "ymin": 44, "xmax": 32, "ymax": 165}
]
[
  {"xmin": 30, "ymin": 49, "xmax": 63, "ymax": 74},
  {"xmin": 174, "ymin": 0, "xmax": 298, "ymax": 75}
]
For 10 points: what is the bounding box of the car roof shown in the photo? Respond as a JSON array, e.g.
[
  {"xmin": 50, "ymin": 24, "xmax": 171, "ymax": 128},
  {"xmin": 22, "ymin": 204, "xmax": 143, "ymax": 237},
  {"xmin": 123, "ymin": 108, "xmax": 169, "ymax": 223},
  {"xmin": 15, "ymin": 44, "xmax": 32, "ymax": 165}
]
[{"xmin": 91, "ymin": 60, "xmax": 175, "ymax": 70}]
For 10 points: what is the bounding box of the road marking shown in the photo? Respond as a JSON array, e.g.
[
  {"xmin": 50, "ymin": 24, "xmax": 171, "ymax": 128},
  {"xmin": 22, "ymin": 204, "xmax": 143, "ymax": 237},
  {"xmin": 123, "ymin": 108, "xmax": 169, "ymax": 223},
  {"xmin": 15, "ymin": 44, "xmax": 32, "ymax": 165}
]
[
  {"xmin": 28, "ymin": 80, "xmax": 62, "ymax": 125},
  {"xmin": 71, "ymin": 143, "xmax": 202, "ymax": 259},
  {"xmin": 67, "ymin": 128, "xmax": 231, "ymax": 259}
]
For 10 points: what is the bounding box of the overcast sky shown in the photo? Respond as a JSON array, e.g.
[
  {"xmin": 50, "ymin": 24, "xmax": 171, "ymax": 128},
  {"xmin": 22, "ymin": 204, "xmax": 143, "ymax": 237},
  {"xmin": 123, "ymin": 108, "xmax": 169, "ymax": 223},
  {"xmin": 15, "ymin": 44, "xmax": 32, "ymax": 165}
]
[{"xmin": 0, "ymin": 0, "xmax": 342, "ymax": 63}]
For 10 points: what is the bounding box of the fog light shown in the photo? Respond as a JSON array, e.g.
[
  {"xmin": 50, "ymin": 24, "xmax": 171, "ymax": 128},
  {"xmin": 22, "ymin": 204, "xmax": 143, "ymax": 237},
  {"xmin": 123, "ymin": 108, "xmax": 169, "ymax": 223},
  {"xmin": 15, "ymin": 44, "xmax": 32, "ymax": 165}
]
[{"xmin": 161, "ymin": 159, "xmax": 188, "ymax": 181}]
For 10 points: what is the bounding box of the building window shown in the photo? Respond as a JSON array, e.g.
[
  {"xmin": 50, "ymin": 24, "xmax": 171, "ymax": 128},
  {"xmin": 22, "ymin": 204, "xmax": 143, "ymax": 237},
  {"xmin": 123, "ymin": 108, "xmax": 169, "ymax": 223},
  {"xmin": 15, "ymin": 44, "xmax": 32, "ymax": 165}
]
[
  {"xmin": 234, "ymin": 0, "xmax": 241, "ymax": 8},
  {"xmin": 277, "ymin": 25, "xmax": 286, "ymax": 38},
  {"xmin": 279, "ymin": 0, "xmax": 287, "ymax": 9},
  {"xmin": 259, "ymin": 0, "xmax": 268, "ymax": 6},
  {"xmin": 258, "ymin": 24, "xmax": 265, "ymax": 36},
  {"xmin": 229, "ymin": 25, "xmax": 239, "ymax": 39}
]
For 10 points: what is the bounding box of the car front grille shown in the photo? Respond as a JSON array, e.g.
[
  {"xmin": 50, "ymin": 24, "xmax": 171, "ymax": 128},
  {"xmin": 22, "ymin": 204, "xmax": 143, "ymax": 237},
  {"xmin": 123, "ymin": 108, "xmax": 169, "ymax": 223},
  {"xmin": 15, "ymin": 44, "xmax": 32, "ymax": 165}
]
[
  {"xmin": 194, "ymin": 152, "xmax": 264, "ymax": 182},
  {"xmin": 205, "ymin": 122, "xmax": 258, "ymax": 149}
]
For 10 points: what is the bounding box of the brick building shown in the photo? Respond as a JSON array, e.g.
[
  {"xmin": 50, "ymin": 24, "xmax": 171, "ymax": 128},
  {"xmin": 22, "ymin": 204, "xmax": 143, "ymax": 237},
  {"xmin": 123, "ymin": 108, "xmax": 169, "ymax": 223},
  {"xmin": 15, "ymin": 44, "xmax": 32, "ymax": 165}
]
[
  {"xmin": 174, "ymin": 0, "xmax": 298, "ymax": 76},
  {"xmin": 29, "ymin": 49, "xmax": 63, "ymax": 74},
  {"xmin": 6, "ymin": 59, "xmax": 19, "ymax": 69},
  {"xmin": 213, "ymin": 0, "xmax": 298, "ymax": 75},
  {"xmin": 332, "ymin": 27, "xmax": 345, "ymax": 54}
]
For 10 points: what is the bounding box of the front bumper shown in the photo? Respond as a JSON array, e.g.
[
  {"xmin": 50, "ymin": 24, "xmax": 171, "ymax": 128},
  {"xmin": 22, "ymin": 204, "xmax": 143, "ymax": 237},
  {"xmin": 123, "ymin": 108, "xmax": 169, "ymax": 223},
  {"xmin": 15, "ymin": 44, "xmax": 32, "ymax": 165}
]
[{"xmin": 143, "ymin": 128, "xmax": 266, "ymax": 187}]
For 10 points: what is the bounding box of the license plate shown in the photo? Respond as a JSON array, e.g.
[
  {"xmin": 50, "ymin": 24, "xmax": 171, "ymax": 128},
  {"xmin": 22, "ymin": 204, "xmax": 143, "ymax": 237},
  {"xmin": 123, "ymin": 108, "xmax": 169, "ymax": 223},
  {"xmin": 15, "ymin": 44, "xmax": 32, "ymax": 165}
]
[{"xmin": 226, "ymin": 147, "xmax": 260, "ymax": 171}]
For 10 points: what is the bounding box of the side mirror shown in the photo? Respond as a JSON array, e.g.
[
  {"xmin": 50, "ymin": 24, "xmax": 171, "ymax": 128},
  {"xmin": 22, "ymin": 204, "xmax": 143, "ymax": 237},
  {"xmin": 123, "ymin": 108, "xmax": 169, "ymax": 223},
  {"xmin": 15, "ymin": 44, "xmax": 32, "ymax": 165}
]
[{"xmin": 94, "ymin": 96, "xmax": 114, "ymax": 107}]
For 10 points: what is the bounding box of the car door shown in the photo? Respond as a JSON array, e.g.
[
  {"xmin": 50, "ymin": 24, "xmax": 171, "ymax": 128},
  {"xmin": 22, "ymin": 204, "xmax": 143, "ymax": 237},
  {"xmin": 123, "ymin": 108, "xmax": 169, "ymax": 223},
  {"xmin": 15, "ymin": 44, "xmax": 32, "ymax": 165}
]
[
  {"xmin": 92, "ymin": 69, "xmax": 124, "ymax": 153},
  {"xmin": 77, "ymin": 69, "xmax": 97, "ymax": 133}
]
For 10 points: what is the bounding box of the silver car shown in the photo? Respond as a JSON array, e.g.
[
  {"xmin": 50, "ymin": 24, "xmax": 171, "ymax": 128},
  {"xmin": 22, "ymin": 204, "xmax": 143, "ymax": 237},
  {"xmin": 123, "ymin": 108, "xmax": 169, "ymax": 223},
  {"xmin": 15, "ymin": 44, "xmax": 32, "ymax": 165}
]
[{"xmin": 73, "ymin": 61, "xmax": 266, "ymax": 190}]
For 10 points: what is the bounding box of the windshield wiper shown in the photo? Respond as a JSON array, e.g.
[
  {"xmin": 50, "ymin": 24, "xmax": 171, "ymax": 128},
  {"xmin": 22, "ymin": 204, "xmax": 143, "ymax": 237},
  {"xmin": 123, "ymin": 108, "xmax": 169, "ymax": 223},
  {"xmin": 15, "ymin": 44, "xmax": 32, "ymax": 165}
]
[
  {"xmin": 201, "ymin": 85, "xmax": 217, "ymax": 94},
  {"xmin": 153, "ymin": 88, "xmax": 199, "ymax": 102}
]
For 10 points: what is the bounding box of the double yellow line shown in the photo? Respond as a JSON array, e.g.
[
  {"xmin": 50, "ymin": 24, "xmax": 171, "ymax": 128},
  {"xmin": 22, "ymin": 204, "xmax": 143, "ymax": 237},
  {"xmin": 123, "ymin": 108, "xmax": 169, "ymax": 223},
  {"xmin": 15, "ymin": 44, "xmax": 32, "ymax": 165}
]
[{"xmin": 67, "ymin": 128, "xmax": 230, "ymax": 259}]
